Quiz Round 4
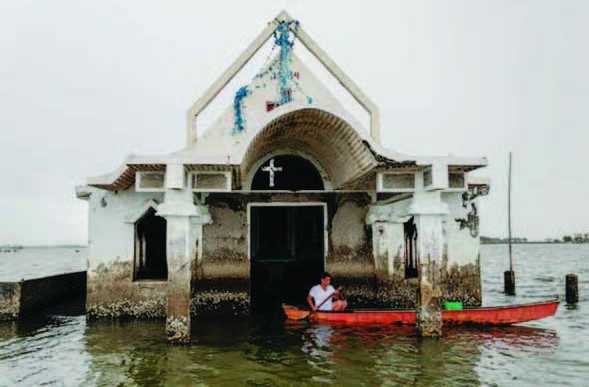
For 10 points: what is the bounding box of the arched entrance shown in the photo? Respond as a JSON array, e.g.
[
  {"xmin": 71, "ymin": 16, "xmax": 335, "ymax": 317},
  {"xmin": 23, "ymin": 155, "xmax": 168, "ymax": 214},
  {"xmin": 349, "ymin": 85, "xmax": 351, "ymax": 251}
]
[
  {"xmin": 249, "ymin": 154, "xmax": 326, "ymax": 314},
  {"xmin": 242, "ymin": 109, "xmax": 379, "ymax": 314}
]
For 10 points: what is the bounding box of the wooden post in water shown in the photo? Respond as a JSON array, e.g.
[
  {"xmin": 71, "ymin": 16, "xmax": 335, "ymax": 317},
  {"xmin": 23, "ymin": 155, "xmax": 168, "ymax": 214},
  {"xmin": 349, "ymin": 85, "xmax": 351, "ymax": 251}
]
[
  {"xmin": 566, "ymin": 274, "xmax": 578, "ymax": 304},
  {"xmin": 504, "ymin": 152, "xmax": 516, "ymax": 295}
]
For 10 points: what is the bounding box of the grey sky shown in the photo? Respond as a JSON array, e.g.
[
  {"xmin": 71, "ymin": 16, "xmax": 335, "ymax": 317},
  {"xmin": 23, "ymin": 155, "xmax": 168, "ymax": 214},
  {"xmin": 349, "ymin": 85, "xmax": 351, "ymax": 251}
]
[{"xmin": 1, "ymin": 0, "xmax": 587, "ymax": 244}]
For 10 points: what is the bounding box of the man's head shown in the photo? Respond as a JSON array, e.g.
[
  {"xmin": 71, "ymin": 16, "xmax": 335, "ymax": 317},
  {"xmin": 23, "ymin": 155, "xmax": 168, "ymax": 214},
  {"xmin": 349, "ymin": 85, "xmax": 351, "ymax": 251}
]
[{"xmin": 320, "ymin": 272, "xmax": 331, "ymax": 288}]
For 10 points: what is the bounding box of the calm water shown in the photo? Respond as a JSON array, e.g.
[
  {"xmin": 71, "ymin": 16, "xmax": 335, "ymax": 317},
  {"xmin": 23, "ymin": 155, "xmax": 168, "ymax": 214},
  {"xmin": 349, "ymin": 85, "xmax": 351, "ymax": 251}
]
[
  {"xmin": 0, "ymin": 244, "xmax": 587, "ymax": 386},
  {"xmin": 0, "ymin": 246, "xmax": 86, "ymax": 281}
]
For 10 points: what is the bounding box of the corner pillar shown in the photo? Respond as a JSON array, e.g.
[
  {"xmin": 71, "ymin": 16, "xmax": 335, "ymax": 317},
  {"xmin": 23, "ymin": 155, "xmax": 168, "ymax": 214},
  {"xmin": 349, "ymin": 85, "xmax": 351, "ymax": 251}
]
[
  {"xmin": 408, "ymin": 191, "xmax": 448, "ymax": 337},
  {"xmin": 157, "ymin": 171, "xmax": 211, "ymax": 344}
]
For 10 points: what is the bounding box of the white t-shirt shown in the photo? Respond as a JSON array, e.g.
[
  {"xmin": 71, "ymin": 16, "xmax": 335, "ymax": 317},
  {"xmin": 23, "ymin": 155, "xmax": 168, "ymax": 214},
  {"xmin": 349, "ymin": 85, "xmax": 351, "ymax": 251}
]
[{"xmin": 309, "ymin": 284, "xmax": 335, "ymax": 311}]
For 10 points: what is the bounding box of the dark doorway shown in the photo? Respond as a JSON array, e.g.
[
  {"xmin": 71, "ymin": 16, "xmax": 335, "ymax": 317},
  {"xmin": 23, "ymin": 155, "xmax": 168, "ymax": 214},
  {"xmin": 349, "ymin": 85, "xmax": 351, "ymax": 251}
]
[
  {"xmin": 250, "ymin": 205, "xmax": 324, "ymax": 314},
  {"xmin": 134, "ymin": 208, "xmax": 168, "ymax": 280},
  {"xmin": 404, "ymin": 217, "xmax": 418, "ymax": 279},
  {"xmin": 251, "ymin": 155, "xmax": 324, "ymax": 191}
]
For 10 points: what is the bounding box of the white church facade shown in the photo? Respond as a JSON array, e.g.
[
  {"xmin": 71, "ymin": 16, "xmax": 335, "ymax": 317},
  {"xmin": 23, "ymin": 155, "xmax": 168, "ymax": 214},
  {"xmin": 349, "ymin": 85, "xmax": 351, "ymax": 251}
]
[{"xmin": 77, "ymin": 12, "xmax": 489, "ymax": 342}]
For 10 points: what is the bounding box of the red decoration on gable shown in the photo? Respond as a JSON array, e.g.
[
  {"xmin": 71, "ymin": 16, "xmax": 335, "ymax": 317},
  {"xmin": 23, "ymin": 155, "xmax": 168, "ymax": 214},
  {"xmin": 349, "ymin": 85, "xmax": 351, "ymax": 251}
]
[{"xmin": 266, "ymin": 89, "xmax": 293, "ymax": 112}]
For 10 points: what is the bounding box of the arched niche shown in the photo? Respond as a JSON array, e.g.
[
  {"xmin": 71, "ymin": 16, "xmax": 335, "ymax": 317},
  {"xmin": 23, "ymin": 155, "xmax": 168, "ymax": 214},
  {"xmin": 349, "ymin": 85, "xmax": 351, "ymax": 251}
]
[{"xmin": 134, "ymin": 207, "xmax": 167, "ymax": 280}]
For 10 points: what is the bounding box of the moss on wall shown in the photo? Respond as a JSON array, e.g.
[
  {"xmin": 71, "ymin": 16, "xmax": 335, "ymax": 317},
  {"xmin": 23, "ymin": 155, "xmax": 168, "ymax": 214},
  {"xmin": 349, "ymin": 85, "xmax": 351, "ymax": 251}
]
[
  {"xmin": 192, "ymin": 251, "xmax": 250, "ymax": 316},
  {"xmin": 0, "ymin": 283, "xmax": 20, "ymax": 321},
  {"xmin": 87, "ymin": 260, "xmax": 167, "ymax": 319},
  {"xmin": 441, "ymin": 259, "xmax": 482, "ymax": 307}
]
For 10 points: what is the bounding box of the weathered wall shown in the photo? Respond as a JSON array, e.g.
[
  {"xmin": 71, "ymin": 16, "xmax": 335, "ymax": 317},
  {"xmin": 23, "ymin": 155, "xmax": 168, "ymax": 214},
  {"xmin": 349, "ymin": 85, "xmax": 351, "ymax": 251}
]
[
  {"xmin": 86, "ymin": 187, "xmax": 168, "ymax": 318},
  {"xmin": 367, "ymin": 192, "xmax": 482, "ymax": 308},
  {"xmin": 0, "ymin": 282, "xmax": 20, "ymax": 321},
  {"xmin": 87, "ymin": 260, "xmax": 167, "ymax": 319},
  {"xmin": 195, "ymin": 195, "xmax": 249, "ymax": 316},
  {"xmin": 85, "ymin": 186, "xmax": 482, "ymax": 319},
  {"xmin": 441, "ymin": 192, "xmax": 482, "ymax": 306},
  {"xmin": 325, "ymin": 194, "xmax": 377, "ymax": 307},
  {"xmin": 87, "ymin": 187, "xmax": 164, "ymax": 269},
  {"xmin": 193, "ymin": 192, "xmax": 377, "ymax": 314}
]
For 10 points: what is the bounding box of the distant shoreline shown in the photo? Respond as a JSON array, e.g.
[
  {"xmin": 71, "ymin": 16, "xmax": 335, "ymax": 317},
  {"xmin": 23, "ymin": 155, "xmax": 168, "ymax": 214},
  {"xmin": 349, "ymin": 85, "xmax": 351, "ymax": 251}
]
[
  {"xmin": 481, "ymin": 241, "xmax": 587, "ymax": 245},
  {"xmin": 0, "ymin": 244, "xmax": 88, "ymax": 249}
]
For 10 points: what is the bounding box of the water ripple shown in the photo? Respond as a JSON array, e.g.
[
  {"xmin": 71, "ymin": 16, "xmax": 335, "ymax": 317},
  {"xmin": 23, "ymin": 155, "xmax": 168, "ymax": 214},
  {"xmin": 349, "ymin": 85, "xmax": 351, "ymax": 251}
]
[{"xmin": 0, "ymin": 244, "xmax": 588, "ymax": 385}]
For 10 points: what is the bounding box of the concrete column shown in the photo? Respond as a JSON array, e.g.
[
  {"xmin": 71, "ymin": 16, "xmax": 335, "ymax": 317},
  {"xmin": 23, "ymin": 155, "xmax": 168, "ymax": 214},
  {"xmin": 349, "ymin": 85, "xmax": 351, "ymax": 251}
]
[
  {"xmin": 157, "ymin": 178, "xmax": 211, "ymax": 344},
  {"xmin": 409, "ymin": 191, "xmax": 448, "ymax": 337},
  {"xmin": 162, "ymin": 215, "xmax": 192, "ymax": 343},
  {"xmin": 366, "ymin": 204, "xmax": 408, "ymax": 280}
]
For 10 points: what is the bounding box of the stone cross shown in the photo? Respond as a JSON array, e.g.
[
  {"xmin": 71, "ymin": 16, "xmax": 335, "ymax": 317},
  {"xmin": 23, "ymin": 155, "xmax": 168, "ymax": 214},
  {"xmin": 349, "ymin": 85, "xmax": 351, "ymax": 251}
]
[{"xmin": 262, "ymin": 158, "xmax": 283, "ymax": 187}]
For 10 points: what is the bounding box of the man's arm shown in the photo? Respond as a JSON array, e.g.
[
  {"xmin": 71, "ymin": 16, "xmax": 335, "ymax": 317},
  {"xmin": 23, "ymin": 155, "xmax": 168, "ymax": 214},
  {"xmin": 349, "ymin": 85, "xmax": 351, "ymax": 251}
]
[
  {"xmin": 332, "ymin": 287, "xmax": 342, "ymax": 300},
  {"xmin": 307, "ymin": 294, "xmax": 316, "ymax": 311}
]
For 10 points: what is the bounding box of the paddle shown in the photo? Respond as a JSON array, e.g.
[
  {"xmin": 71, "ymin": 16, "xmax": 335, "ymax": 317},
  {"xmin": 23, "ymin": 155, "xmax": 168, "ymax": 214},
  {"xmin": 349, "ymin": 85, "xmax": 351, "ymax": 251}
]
[{"xmin": 290, "ymin": 287, "xmax": 343, "ymax": 321}]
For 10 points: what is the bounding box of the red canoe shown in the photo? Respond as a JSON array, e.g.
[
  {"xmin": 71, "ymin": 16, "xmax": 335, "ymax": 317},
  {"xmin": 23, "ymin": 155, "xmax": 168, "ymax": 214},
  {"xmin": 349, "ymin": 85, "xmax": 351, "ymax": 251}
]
[{"xmin": 283, "ymin": 299, "xmax": 559, "ymax": 326}]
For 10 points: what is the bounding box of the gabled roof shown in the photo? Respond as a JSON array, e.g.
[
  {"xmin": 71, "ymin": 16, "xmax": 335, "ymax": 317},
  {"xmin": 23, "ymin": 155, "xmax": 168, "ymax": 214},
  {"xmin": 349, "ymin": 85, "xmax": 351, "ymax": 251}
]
[
  {"xmin": 83, "ymin": 11, "xmax": 487, "ymax": 191},
  {"xmin": 186, "ymin": 10, "xmax": 381, "ymax": 145}
]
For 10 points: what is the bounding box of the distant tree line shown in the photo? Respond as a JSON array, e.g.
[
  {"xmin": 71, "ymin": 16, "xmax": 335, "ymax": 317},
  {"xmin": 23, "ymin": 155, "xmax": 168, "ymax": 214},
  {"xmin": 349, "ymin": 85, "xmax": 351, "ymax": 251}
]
[
  {"xmin": 480, "ymin": 236, "xmax": 528, "ymax": 244},
  {"xmin": 562, "ymin": 234, "xmax": 589, "ymax": 243},
  {"xmin": 481, "ymin": 234, "xmax": 589, "ymax": 244}
]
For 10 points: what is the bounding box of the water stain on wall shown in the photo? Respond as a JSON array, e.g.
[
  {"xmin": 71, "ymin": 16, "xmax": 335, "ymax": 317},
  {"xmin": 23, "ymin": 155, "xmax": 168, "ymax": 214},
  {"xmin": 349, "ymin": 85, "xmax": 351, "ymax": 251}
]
[{"xmin": 87, "ymin": 261, "xmax": 167, "ymax": 319}]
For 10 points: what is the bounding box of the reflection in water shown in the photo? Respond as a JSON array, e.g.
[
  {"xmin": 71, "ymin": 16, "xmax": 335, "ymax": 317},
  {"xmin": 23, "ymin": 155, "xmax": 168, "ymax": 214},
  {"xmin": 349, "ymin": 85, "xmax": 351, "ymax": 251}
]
[
  {"xmin": 0, "ymin": 308, "xmax": 564, "ymax": 386},
  {"xmin": 0, "ymin": 244, "xmax": 587, "ymax": 386},
  {"xmin": 301, "ymin": 324, "xmax": 335, "ymax": 384}
]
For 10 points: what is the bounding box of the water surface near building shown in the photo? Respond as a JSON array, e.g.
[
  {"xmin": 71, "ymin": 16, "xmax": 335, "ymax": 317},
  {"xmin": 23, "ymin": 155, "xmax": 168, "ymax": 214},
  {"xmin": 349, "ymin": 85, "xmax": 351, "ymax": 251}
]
[
  {"xmin": 0, "ymin": 244, "xmax": 587, "ymax": 386},
  {"xmin": 0, "ymin": 246, "xmax": 86, "ymax": 282}
]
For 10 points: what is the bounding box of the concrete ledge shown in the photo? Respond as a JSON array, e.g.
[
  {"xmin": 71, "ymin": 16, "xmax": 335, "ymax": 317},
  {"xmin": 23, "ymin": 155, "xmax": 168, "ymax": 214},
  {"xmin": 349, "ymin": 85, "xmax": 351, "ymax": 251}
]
[{"xmin": 0, "ymin": 272, "xmax": 86, "ymax": 320}]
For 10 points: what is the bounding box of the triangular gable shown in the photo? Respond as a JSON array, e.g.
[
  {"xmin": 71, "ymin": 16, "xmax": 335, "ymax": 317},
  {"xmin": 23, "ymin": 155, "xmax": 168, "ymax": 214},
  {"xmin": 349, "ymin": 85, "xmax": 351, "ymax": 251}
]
[
  {"xmin": 197, "ymin": 52, "xmax": 369, "ymax": 147},
  {"xmin": 186, "ymin": 10, "xmax": 381, "ymax": 145}
]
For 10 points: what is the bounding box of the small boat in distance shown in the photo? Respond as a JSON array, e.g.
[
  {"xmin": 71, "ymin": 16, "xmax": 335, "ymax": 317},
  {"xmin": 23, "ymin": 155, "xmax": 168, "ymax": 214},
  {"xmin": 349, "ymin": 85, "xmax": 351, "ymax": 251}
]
[{"xmin": 283, "ymin": 299, "xmax": 559, "ymax": 326}]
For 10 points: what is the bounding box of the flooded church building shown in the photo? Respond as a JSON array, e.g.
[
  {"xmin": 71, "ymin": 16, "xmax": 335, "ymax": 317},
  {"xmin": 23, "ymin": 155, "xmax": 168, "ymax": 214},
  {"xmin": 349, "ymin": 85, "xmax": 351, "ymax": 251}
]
[{"xmin": 77, "ymin": 12, "xmax": 489, "ymax": 342}]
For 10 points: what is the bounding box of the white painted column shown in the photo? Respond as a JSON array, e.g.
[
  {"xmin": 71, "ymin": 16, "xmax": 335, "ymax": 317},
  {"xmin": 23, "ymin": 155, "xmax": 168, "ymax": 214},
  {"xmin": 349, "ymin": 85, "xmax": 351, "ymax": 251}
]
[
  {"xmin": 408, "ymin": 190, "xmax": 449, "ymax": 337},
  {"xmin": 157, "ymin": 164, "xmax": 211, "ymax": 344},
  {"xmin": 366, "ymin": 204, "xmax": 407, "ymax": 280}
]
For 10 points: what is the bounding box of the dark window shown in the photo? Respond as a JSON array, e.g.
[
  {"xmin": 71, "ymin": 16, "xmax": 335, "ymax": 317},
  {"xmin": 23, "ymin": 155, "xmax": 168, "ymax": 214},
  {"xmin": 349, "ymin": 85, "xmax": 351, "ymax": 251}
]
[
  {"xmin": 134, "ymin": 207, "xmax": 167, "ymax": 280},
  {"xmin": 251, "ymin": 155, "xmax": 324, "ymax": 191},
  {"xmin": 404, "ymin": 217, "xmax": 418, "ymax": 279}
]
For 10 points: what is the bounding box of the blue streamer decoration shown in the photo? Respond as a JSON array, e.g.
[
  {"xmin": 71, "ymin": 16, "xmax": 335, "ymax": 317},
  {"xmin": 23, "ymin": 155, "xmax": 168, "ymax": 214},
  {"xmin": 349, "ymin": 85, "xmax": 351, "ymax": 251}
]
[
  {"xmin": 273, "ymin": 20, "xmax": 298, "ymax": 105},
  {"xmin": 232, "ymin": 19, "xmax": 314, "ymax": 134},
  {"xmin": 233, "ymin": 85, "xmax": 250, "ymax": 134}
]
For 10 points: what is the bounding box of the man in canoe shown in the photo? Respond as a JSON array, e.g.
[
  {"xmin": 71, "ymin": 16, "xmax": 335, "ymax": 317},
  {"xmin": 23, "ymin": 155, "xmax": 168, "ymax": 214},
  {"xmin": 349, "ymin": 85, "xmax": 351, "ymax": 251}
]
[{"xmin": 307, "ymin": 272, "xmax": 348, "ymax": 311}]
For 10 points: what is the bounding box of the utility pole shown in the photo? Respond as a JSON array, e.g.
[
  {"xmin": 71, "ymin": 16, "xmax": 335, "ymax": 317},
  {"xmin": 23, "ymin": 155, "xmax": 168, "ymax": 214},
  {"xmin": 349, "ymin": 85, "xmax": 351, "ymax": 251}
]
[{"xmin": 504, "ymin": 152, "xmax": 516, "ymax": 295}]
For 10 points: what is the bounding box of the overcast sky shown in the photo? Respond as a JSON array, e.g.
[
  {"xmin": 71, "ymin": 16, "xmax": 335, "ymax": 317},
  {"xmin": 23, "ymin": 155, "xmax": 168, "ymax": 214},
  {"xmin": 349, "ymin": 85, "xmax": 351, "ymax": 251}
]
[{"xmin": 1, "ymin": 0, "xmax": 587, "ymax": 245}]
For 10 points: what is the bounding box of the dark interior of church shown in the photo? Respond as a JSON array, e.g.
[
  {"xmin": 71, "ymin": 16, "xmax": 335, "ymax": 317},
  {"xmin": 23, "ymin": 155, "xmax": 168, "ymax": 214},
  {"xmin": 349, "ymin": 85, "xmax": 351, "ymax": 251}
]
[
  {"xmin": 134, "ymin": 208, "xmax": 168, "ymax": 280},
  {"xmin": 250, "ymin": 205, "xmax": 325, "ymax": 314}
]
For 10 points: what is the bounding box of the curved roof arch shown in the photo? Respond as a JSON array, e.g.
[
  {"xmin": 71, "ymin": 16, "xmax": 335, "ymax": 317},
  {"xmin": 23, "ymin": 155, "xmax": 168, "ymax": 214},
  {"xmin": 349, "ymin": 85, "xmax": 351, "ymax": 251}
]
[{"xmin": 240, "ymin": 108, "xmax": 378, "ymax": 188}]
